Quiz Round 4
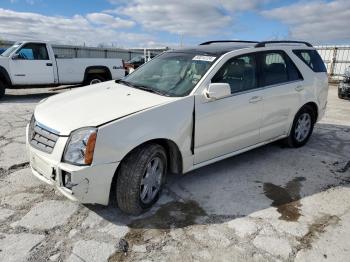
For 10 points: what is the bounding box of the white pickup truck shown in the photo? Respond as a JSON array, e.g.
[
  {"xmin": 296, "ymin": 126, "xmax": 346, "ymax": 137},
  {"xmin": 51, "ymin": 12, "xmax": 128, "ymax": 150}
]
[{"xmin": 0, "ymin": 41, "xmax": 125, "ymax": 99}]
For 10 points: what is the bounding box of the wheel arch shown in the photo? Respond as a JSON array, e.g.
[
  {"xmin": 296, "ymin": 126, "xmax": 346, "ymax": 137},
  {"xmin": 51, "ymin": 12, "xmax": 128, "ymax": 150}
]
[
  {"xmin": 83, "ymin": 66, "xmax": 112, "ymax": 82},
  {"xmin": 287, "ymin": 101, "xmax": 319, "ymax": 137},
  {"xmin": 303, "ymin": 101, "xmax": 318, "ymax": 121},
  {"xmin": 108, "ymin": 138, "xmax": 183, "ymax": 204},
  {"xmin": 118, "ymin": 138, "xmax": 183, "ymax": 175}
]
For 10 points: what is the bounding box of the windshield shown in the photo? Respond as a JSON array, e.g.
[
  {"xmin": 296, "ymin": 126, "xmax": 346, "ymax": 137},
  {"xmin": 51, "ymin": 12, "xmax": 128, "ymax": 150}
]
[
  {"xmin": 123, "ymin": 52, "xmax": 216, "ymax": 97},
  {"xmin": 1, "ymin": 43, "xmax": 21, "ymax": 57}
]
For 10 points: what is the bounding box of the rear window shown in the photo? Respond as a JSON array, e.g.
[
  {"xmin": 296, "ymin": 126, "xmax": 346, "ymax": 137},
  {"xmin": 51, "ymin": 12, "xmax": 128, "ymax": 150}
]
[{"xmin": 293, "ymin": 50, "xmax": 327, "ymax": 73}]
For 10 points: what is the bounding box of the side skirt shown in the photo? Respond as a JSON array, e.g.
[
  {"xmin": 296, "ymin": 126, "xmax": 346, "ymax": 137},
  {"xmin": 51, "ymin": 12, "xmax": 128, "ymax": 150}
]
[{"xmin": 185, "ymin": 134, "xmax": 287, "ymax": 173}]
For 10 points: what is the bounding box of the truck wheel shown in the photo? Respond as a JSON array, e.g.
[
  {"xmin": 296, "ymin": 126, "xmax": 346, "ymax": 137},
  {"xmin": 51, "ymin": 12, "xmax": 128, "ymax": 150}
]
[
  {"xmin": 85, "ymin": 74, "xmax": 106, "ymax": 85},
  {"xmin": 285, "ymin": 105, "xmax": 315, "ymax": 148},
  {"xmin": 0, "ymin": 79, "xmax": 6, "ymax": 99},
  {"xmin": 116, "ymin": 143, "xmax": 167, "ymax": 215}
]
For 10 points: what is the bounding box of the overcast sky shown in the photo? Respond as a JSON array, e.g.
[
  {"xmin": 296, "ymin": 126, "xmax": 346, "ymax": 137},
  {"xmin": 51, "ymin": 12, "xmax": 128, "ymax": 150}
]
[{"xmin": 0, "ymin": 0, "xmax": 349, "ymax": 47}]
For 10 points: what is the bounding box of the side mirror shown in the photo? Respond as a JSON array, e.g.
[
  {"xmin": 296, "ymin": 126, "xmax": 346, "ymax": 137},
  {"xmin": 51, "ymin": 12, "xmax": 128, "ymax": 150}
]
[
  {"xmin": 12, "ymin": 53, "xmax": 20, "ymax": 60},
  {"xmin": 206, "ymin": 83, "xmax": 231, "ymax": 100}
]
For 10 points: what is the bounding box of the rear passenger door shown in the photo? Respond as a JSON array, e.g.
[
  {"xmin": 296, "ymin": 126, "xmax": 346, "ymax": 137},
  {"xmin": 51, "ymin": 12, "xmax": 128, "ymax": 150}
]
[{"xmin": 257, "ymin": 50, "xmax": 304, "ymax": 142}]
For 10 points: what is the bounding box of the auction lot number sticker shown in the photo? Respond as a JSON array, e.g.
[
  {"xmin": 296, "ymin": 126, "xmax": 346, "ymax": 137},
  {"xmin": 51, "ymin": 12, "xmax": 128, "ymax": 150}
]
[{"xmin": 192, "ymin": 55, "xmax": 216, "ymax": 62}]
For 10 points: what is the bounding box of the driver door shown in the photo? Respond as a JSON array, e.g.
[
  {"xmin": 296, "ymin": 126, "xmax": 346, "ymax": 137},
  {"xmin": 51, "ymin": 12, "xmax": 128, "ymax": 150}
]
[
  {"xmin": 194, "ymin": 53, "xmax": 263, "ymax": 164},
  {"xmin": 9, "ymin": 43, "xmax": 55, "ymax": 85}
]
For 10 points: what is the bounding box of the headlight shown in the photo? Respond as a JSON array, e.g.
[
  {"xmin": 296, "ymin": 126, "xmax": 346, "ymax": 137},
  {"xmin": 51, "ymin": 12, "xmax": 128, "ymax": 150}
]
[{"xmin": 63, "ymin": 127, "xmax": 97, "ymax": 165}]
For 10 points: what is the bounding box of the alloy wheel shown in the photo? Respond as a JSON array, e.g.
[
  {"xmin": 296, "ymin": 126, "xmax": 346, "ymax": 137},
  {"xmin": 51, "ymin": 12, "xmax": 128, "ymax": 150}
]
[
  {"xmin": 140, "ymin": 157, "xmax": 164, "ymax": 204},
  {"xmin": 295, "ymin": 113, "xmax": 311, "ymax": 142}
]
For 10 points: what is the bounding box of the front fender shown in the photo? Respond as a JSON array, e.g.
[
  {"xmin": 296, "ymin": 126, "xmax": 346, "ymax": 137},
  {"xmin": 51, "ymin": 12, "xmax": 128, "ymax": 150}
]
[{"xmin": 93, "ymin": 96, "xmax": 194, "ymax": 166}]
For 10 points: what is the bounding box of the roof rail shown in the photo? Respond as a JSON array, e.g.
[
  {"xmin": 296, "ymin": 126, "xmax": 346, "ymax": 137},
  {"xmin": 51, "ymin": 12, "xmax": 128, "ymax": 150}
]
[
  {"xmin": 255, "ymin": 41, "xmax": 313, "ymax": 48},
  {"xmin": 200, "ymin": 40, "xmax": 259, "ymax": 45}
]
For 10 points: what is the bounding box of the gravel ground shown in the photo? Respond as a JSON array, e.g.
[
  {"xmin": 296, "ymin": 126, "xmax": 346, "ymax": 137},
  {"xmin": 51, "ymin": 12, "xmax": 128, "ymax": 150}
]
[{"xmin": 0, "ymin": 86, "xmax": 349, "ymax": 262}]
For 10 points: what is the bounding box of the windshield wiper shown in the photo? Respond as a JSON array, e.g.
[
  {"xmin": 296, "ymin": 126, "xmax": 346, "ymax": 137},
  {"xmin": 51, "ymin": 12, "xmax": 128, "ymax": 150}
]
[
  {"xmin": 116, "ymin": 79, "xmax": 170, "ymax": 97},
  {"xmin": 133, "ymin": 83, "xmax": 171, "ymax": 97},
  {"xmin": 115, "ymin": 79, "xmax": 134, "ymax": 87}
]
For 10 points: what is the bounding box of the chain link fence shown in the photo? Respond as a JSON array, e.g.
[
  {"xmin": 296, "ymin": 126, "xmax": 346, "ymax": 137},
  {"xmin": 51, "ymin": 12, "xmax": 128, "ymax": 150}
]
[
  {"xmin": 316, "ymin": 46, "xmax": 350, "ymax": 82},
  {"xmin": 52, "ymin": 45, "xmax": 146, "ymax": 60}
]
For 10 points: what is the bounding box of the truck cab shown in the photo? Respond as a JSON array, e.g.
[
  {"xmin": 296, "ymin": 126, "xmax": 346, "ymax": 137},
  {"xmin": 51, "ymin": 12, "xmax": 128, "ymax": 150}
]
[{"xmin": 1, "ymin": 41, "xmax": 57, "ymax": 85}]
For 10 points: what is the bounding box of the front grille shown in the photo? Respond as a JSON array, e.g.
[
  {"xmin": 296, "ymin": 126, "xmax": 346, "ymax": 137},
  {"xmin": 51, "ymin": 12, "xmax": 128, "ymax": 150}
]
[{"xmin": 29, "ymin": 117, "xmax": 59, "ymax": 153}]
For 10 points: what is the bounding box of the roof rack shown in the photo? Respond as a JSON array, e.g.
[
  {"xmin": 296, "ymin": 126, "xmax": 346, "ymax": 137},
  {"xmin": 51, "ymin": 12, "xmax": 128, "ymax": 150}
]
[
  {"xmin": 255, "ymin": 41, "xmax": 313, "ymax": 47},
  {"xmin": 199, "ymin": 40, "xmax": 259, "ymax": 45},
  {"xmin": 200, "ymin": 40, "xmax": 313, "ymax": 48}
]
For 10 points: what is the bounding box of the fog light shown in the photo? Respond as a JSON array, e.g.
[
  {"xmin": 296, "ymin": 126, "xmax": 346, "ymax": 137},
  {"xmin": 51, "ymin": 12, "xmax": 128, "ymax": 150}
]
[
  {"xmin": 62, "ymin": 171, "xmax": 73, "ymax": 189},
  {"xmin": 51, "ymin": 169, "xmax": 57, "ymax": 180}
]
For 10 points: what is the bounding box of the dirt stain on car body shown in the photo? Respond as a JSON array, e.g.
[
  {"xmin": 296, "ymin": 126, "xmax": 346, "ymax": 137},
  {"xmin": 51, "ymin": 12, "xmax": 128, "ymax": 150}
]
[
  {"xmin": 263, "ymin": 177, "xmax": 306, "ymax": 221},
  {"xmin": 109, "ymin": 200, "xmax": 206, "ymax": 261}
]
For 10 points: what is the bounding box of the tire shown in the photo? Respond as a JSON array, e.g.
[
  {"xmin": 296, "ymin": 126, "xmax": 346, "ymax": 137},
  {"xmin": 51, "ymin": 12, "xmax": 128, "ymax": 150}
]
[
  {"xmin": 0, "ymin": 79, "xmax": 6, "ymax": 99},
  {"xmin": 338, "ymin": 88, "xmax": 345, "ymax": 99},
  {"xmin": 116, "ymin": 143, "xmax": 167, "ymax": 215},
  {"xmin": 285, "ymin": 105, "xmax": 316, "ymax": 148},
  {"xmin": 85, "ymin": 74, "xmax": 106, "ymax": 85}
]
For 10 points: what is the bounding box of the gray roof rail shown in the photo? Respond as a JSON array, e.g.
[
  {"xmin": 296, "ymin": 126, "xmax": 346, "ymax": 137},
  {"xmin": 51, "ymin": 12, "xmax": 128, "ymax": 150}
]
[
  {"xmin": 200, "ymin": 40, "xmax": 259, "ymax": 45},
  {"xmin": 255, "ymin": 41, "xmax": 313, "ymax": 47}
]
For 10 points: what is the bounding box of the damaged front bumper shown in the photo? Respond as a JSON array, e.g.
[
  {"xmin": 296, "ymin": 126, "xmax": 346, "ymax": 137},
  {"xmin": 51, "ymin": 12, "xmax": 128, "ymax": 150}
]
[{"xmin": 26, "ymin": 125, "xmax": 119, "ymax": 205}]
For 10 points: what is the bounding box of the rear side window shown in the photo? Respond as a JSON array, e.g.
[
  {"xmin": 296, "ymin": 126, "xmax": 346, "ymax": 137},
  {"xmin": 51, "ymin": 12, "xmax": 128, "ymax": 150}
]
[
  {"xmin": 293, "ymin": 50, "xmax": 327, "ymax": 72},
  {"xmin": 259, "ymin": 51, "xmax": 302, "ymax": 87}
]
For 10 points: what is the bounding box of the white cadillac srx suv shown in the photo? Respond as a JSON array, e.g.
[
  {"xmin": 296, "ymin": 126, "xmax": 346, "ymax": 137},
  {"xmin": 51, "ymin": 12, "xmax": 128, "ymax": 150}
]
[{"xmin": 26, "ymin": 40, "xmax": 329, "ymax": 215}]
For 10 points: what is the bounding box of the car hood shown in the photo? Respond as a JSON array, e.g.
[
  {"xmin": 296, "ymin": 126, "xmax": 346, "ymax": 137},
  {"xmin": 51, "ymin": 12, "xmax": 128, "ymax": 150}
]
[{"xmin": 34, "ymin": 81, "xmax": 176, "ymax": 136}]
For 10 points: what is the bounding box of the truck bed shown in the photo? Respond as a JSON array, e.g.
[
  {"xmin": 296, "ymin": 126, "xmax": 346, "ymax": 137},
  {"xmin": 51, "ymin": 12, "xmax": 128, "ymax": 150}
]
[{"xmin": 56, "ymin": 58, "xmax": 124, "ymax": 84}]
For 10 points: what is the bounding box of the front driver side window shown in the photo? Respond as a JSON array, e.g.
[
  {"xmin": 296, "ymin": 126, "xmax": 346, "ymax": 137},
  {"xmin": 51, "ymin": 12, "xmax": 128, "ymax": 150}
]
[
  {"xmin": 212, "ymin": 54, "xmax": 257, "ymax": 94},
  {"xmin": 16, "ymin": 43, "xmax": 49, "ymax": 60}
]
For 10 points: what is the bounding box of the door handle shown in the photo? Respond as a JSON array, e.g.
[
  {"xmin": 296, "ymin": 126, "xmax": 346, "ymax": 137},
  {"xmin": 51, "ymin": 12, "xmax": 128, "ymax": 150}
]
[
  {"xmin": 295, "ymin": 85, "xmax": 304, "ymax": 91},
  {"xmin": 46, "ymin": 63, "xmax": 53, "ymax": 66},
  {"xmin": 249, "ymin": 96, "xmax": 262, "ymax": 103}
]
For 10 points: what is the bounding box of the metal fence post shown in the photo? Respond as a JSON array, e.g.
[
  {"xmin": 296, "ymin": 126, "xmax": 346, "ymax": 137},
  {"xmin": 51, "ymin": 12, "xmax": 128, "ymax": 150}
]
[{"xmin": 330, "ymin": 47, "xmax": 338, "ymax": 77}]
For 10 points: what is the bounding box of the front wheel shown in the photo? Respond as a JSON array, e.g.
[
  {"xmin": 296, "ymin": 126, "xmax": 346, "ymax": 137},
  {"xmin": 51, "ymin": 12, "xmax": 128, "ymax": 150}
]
[
  {"xmin": 285, "ymin": 105, "xmax": 315, "ymax": 148},
  {"xmin": 116, "ymin": 143, "xmax": 167, "ymax": 215}
]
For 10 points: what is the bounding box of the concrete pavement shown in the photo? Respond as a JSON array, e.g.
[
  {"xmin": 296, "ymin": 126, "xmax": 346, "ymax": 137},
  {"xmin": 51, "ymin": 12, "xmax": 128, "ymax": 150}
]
[{"xmin": 0, "ymin": 86, "xmax": 349, "ymax": 261}]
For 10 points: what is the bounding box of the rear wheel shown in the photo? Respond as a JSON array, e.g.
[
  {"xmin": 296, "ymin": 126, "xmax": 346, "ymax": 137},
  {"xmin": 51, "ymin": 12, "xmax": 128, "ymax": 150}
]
[
  {"xmin": 116, "ymin": 143, "xmax": 167, "ymax": 215},
  {"xmin": 0, "ymin": 79, "xmax": 6, "ymax": 99},
  {"xmin": 85, "ymin": 74, "xmax": 106, "ymax": 85},
  {"xmin": 285, "ymin": 105, "xmax": 315, "ymax": 148},
  {"xmin": 338, "ymin": 87, "xmax": 345, "ymax": 99}
]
